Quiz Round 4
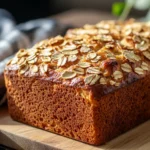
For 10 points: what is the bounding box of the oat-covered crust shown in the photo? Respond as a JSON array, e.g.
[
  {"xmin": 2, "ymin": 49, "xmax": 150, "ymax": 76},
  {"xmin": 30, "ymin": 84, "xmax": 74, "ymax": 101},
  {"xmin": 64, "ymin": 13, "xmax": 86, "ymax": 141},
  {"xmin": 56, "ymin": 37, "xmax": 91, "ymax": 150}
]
[
  {"xmin": 4, "ymin": 20, "xmax": 150, "ymax": 145},
  {"xmin": 5, "ymin": 20, "xmax": 150, "ymax": 97}
]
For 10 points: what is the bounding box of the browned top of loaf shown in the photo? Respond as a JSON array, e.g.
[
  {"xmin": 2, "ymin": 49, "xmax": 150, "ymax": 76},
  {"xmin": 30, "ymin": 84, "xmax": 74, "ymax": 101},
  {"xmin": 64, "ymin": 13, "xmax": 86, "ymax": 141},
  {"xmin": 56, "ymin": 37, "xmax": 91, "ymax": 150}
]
[{"xmin": 5, "ymin": 20, "xmax": 150, "ymax": 97}]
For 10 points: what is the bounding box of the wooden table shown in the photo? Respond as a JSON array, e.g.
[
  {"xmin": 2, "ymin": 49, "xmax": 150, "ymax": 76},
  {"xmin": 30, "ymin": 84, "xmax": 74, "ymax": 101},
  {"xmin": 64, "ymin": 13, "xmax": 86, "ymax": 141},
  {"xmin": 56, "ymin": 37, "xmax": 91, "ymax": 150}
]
[
  {"xmin": 0, "ymin": 106, "xmax": 150, "ymax": 150},
  {"xmin": 52, "ymin": 9, "xmax": 116, "ymax": 27}
]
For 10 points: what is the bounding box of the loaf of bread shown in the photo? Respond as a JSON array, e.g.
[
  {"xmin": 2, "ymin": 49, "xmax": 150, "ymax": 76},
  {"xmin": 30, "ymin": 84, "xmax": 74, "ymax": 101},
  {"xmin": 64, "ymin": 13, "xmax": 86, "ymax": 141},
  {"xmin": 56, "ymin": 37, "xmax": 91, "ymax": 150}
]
[{"xmin": 4, "ymin": 20, "xmax": 150, "ymax": 145}]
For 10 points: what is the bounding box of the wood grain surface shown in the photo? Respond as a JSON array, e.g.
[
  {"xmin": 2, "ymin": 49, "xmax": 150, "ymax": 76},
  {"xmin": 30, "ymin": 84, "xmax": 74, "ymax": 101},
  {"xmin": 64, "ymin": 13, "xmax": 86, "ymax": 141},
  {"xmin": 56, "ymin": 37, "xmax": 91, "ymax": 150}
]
[{"xmin": 0, "ymin": 106, "xmax": 150, "ymax": 150}]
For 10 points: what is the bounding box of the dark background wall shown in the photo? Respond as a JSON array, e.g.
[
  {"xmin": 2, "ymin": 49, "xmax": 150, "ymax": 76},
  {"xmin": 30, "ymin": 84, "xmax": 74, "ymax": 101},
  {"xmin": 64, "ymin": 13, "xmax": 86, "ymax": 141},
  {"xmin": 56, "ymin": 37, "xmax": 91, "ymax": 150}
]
[
  {"xmin": 0, "ymin": 0, "xmax": 51, "ymax": 23},
  {"xmin": 0, "ymin": 0, "xmax": 147, "ymax": 23}
]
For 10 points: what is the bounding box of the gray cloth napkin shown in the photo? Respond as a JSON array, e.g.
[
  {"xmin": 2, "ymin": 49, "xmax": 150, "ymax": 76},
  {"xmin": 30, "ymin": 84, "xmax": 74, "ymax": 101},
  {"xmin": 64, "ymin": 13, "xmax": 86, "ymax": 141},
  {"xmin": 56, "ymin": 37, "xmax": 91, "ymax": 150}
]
[{"xmin": 0, "ymin": 9, "xmax": 71, "ymax": 106}]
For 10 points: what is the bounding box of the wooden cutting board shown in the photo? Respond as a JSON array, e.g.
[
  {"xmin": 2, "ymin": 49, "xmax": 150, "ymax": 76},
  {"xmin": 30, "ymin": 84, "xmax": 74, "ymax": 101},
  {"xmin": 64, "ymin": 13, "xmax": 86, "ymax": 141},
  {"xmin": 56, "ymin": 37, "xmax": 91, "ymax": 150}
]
[{"xmin": 0, "ymin": 106, "xmax": 150, "ymax": 150}]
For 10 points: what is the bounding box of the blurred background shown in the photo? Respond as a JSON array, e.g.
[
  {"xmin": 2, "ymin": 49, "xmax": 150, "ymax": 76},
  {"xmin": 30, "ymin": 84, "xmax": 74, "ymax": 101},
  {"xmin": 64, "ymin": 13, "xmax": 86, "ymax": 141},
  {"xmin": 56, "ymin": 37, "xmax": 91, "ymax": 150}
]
[
  {"xmin": 0, "ymin": 0, "xmax": 149, "ymax": 24},
  {"xmin": 0, "ymin": 1, "xmax": 150, "ymax": 150}
]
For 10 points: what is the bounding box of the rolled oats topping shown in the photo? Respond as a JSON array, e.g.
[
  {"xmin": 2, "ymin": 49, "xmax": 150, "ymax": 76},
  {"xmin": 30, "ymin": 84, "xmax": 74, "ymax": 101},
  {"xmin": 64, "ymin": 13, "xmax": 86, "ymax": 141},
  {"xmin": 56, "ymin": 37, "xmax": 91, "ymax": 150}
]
[
  {"xmin": 89, "ymin": 74, "xmax": 100, "ymax": 85},
  {"xmin": 73, "ymin": 67, "xmax": 85, "ymax": 75},
  {"xmin": 68, "ymin": 55, "xmax": 78, "ymax": 62},
  {"xmin": 7, "ymin": 20, "xmax": 150, "ymax": 87},
  {"xmin": 11, "ymin": 57, "xmax": 19, "ymax": 65},
  {"xmin": 97, "ymin": 35, "xmax": 113, "ymax": 42},
  {"xmin": 106, "ymin": 53, "xmax": 116, "ymax": 60},
  {"xmin": 19, "ymin": 65, "xmax": 29, "ymax": 75},
  {"xmin": 52, "ymin": 53, "xmax": 64, "ymax": 60},
  {"xmin": 121, "ymin": 63, "xmax": 132, "ymax": 73},
  {"xmin": 18, "ymin": 57, "xmax": 26, "ymax": 66},
  {"xmin": 109, "ymin": 80, "xmax": 116, "ymax": 85},
  {"xmin": 27, "ymin": 49, "xmax": 38, "ymax": 56},
  {"xmin": 86, "ymin": 67, "xmax": 101, "ymax": 74},
  {"xmin": 28, "ymin": 57, "xmax": 37, "ymax": 64},
  {"xmin": 84, "ymin": 74, "xmax": 100, "ymax": 85},
  {"xmin": 63, "ymin": 45, "xmax": 77, "ymax": 51},
  {"xmin": 135, "ymin": 40, "xmax": 149, "ymax": 51},
  {"xmin": 133, "ymin": 35, "xmax": 141, "ymax": 43},
  {"xmin": 30, "ymin": 65, "xmax": 38, "ymax": 73},
  {"xmin": 134, "ymin": 67, "xmax": 144, "ymax": 75},
  {"xmin": 143, "ymin": 51, "xmax": 150, "ymax": 60},
  {"xmin": 78, "ymin": 62, "xmax": 91, "ymax": 68},
  {"xmin": 57, "ymin": 56, "xmax": 67, "ymax": 67},
  {"xmin": 91, "ymin": 55, "xmax": 101, "ymax": 62},
  {"xmin": 61, "ymin": 49, "xmax": 79, "ymax": 55},
  {"xmin": 26, "ymin": 54, "xmax": 36, "ymax": 61},
  {"xmin": 87, "ymin": 52, "xmax": 97, "ymax": 60},
  {"xmin": 120, "ymin": 37, "xmax": 134, "ymax": 49},
  {"xmin": 80, "ymin": 46, "xmax": 91, "ymax": 53},
  {"xmin": 141, "ymin": 62, "xmax": 149, "ymax": 71},
  {"xmin": 99, "ymin": 78, "xmax": 107, "ymax": 85},
  {"xmin": 40, "ymin": 64, "xmax": 48, "ymax": 74},
  {"xmin": 17, "ymin": 49, "xmax": 28, "ymax": 57},
  {"xmin": 61, "ymin": 71, "xmax": 76, "ymax": 79},
  {"xmin": 123, "ymin": 51, "xmax": 141, "ymax": 62},
  {"xmin": 113, "ymin": 71, "xmax": 123, "ymax": 80},
  {"xmin": 41, "ymin": 56, "xmax": 51, "ymax": 62}
]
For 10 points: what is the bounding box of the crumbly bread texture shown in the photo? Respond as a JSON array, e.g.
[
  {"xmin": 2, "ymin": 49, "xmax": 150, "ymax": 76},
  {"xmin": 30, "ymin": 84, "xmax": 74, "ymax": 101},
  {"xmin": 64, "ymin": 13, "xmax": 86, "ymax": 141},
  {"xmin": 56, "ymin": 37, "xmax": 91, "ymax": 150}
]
[{"xmin": 4, "ymin": 20, "xmax": 150, "ymax": 145}]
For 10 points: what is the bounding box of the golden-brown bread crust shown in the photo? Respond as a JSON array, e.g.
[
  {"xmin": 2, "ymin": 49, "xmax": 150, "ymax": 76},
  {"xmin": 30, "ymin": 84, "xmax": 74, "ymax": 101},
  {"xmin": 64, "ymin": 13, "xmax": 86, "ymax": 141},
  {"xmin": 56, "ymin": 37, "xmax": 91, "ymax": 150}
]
[
  {"xmin": 5, "ymin": 69, "xmax": 150, "ymax": 145},
  {"xmin": 5, "ymin": 20, "xmax": 150, "ymax": 97},
  {"xmin": 4, "ymin": 20, "xmax": 150, "ymax": 145}
]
